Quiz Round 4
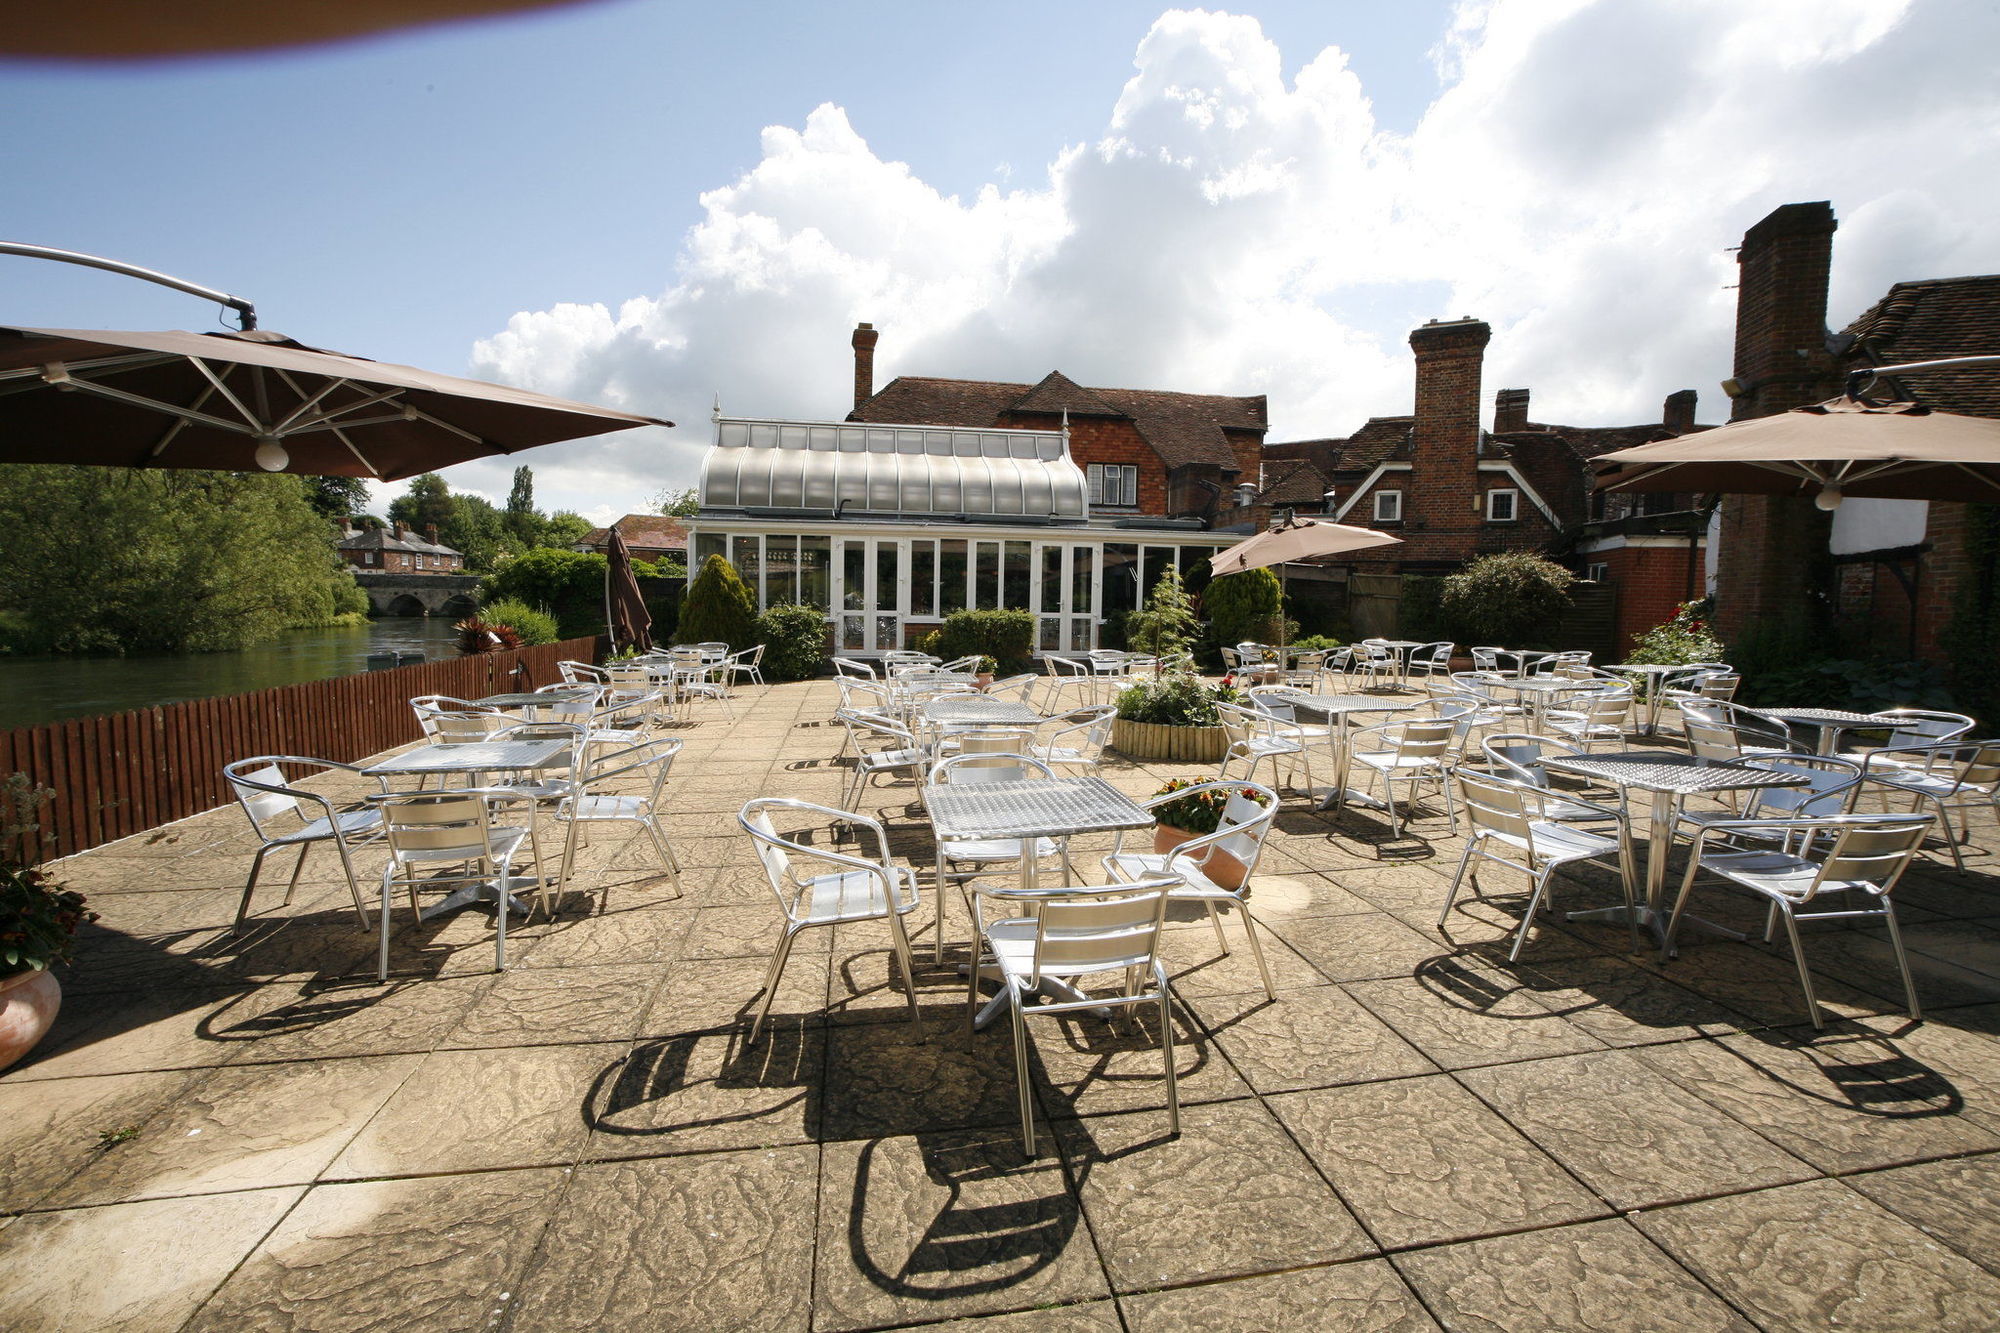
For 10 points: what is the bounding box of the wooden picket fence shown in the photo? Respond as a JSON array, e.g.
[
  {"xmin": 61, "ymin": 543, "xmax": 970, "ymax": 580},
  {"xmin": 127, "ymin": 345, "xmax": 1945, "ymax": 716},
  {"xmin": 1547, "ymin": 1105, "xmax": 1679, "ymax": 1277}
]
[{"xmin": 0, "ymin": 636, "xmax": 603, "ymax": 864}]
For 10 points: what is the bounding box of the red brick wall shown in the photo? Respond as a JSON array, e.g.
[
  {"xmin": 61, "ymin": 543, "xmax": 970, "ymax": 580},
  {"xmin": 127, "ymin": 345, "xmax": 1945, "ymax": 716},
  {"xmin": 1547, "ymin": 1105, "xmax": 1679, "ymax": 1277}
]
[
  {"xmin": 1599, "ymin": 543, "xmax": 1706, "ymax": 653},
  {"xmin": 1004, "ymin": 411, "xmax": 1168, "ymax": 514}
]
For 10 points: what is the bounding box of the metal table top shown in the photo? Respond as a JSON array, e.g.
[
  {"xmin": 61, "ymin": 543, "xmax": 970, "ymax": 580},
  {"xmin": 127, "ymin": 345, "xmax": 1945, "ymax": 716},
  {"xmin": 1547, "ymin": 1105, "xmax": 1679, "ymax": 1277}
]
[
  {"xmin": 473, "ymin": 689, "xmax": 594, "ymax": 708},
  {"xmin": 1753, "ymin": 707, "xmax": 1894, "ymax": 727},
  {"xmin": 1604, "ymin": 663, "xmax": 1690, "ymax": 676},
  {"xmin": 1288, "ymin": 693, "xmax": 1419, "ymax": 716},
  {"xmin": 924, "ymin": 697, "xmax": 1043, "ymax": 725},
  {"xmin": 926, "ymin": 776, "xmax": 1154, "ymax": 841},
  {"xmin": 364, "ymin": 738, "xmax": 572, "ymax": 776},
  {"xmin": 1542, "ymin": 750, "xmax": 1807, "ymax": 796}
]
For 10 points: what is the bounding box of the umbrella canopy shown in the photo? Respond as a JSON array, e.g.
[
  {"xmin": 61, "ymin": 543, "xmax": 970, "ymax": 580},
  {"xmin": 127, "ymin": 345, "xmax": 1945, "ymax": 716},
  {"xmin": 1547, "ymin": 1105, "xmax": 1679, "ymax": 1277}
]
[
  {"xmin": 1209, "ymin": 516, "xmax": 1403, "ymax": 576},
  {"xmin": 0, "ymin": 325, "xmax": 670, "ymax": 481},
  {"xmin": 604, "ymin": 527, "xmax": 652, "ymax": 655},
  {"xmin": 1592, "ymin": 396, "xmax": 2000, "ymax": 507}
]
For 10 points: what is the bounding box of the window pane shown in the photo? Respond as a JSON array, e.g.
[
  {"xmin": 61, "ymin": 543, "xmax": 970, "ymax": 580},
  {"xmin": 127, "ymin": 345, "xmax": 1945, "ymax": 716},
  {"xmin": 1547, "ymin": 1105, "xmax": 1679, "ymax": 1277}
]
[
  {"xmin": 763, "ymin": 534, "xmax": 798, "ymax": 608},
  {"xmin": 875, "ymin": 543, "xmax": 900, "ymax": 615},
  {"xmin": 1071, "ymin": 545, "xmax": 1094, "ymax": 614},
  {"xmin": 976, "ymin": 541, "xmax": 1000, "ymax": 609},
  {"xmin": 694, "ymin": 532, "xmax": 725, "ymax": 571},
  {"xmin": 1141, "ymin": 545, "xmax": 1177, "ymax": 605},
  {"xmin": 731, "ymin": 535, "xmax": 762, "ymax": 607},
  {"xmin": 1102, "ymin": 543, "xmax": 1138, "ymax": 616},
  {"xmin": 911, "ymin": 540, "xmax": 936, "ymax": 617},
  {"xmin": 842, "ymin": 541, "xmax": 866, "ymax": 611},
  {"xmin": 941, "ymin": 540, "xmax": 969, "ymax": 614},
  {"xmin": 1039, "ymin": 545, "xmax": 1062, "ymax": 614},
  {"xmin": 1119, "ymin": 466, "xmax": 1138, "ymax": 506},
  {"xmin": 1087, "ymin": 464, "xmax": 1104, "ymax": 504},
  {"xmin": 1004, "ymin": 541, "xmax": 1031, "ymax": 609},
  {"xmin": 798, "ymin": 536, "xmax": 830, "ymax": 611}
]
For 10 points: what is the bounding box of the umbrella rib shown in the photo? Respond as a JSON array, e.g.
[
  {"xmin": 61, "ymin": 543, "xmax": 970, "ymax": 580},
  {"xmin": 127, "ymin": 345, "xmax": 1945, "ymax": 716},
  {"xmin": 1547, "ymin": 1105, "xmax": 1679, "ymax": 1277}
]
[
  {"xmin": 328, "ymin": 426, "xmax": 383, "ymax": 478},
  {"xmin": 52, "ymin": 373, "xmax": 256, "ymax": 438},
  {"xmin": 187, "ymin": 357, "xmax": 268, "ymax": 433},
  {"xmin": 276, "ymin": 382, "xmax": 405, "ymax": 434}
]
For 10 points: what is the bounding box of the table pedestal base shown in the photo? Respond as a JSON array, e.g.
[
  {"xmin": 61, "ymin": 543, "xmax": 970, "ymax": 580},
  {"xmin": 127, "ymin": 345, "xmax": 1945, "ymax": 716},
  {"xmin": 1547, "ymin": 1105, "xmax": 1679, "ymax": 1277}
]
[
  {"xmin": 961, "ymin": 964, "xmax": 1109, "ymax": 1029},
  {"xmin": 418, "ymin": 875, "xmax": 539, "ymax": 922}
]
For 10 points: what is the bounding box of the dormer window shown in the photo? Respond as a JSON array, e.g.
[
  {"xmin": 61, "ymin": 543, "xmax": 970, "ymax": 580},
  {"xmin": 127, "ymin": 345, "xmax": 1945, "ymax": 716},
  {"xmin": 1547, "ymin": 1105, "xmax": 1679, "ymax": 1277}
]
[
  {"xmin": 1486, "ymin": 488, "xmax": 1519, "ymax": 522},
  {"xmin": 1373, "ymin": 489, "xmax": 1403, "ymax": 523},
  {"xmin": 1088, "ymin": 463, "xmax": 1138, "ymax": 507}
]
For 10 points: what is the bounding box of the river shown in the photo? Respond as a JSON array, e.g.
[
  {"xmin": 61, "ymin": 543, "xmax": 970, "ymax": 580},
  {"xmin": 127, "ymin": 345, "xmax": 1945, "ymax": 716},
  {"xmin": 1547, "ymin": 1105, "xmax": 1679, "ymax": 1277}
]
[{"xmin": 0, "ymin": 619, "xmax": 466, "ymax": 731}]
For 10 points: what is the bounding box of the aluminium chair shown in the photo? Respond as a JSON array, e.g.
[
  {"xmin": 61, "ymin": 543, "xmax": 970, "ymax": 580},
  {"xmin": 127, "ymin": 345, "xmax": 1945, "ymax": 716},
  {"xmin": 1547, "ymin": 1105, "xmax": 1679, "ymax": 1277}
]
[
  {"xmin": 1216, "ymin": 702, "xmax": 1307, "ymax": 791},
  {"xmin": 1346, "ymin": 716, "xmax": 1460, "ymax": 837},
  {"xmin": 224, "ymin": 756, "xmax": 384, "ymax": 932},
  {"xmin": 974, "ymin": 872, "xmax": 1184, "ymax": 1157},
  {"xmin": 371, "ymin": 787, "xmax": 547, "ymax": 981},
  {"xmin": 550, "ymin": 735, "xmax": 683, "ymax": 902},
  {"xmin": 1103, "ymin": 780, "xmax": 1281, "ymax": 1001},
  {"xmin": 1665, "ymin": 813, "xmax": 1933, "ymax": 1028},
  {"xmin": 739, "ymin": 798, "xmax": 924, "ymax": 1044},
  {"xmin": 1030, "ymin": 704, "xmax": 1117, "ymax": 774},
  {"xmin": 1860, "ymin": 741, "xmax": 2000, "ymax": 870}
]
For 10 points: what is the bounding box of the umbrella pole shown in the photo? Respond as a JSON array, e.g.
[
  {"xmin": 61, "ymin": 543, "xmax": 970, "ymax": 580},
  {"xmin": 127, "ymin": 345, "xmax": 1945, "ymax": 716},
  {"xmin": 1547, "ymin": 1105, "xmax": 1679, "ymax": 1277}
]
[{"xmin": 604, "ymin": 557, "xmax": 617, "ymax": 655}]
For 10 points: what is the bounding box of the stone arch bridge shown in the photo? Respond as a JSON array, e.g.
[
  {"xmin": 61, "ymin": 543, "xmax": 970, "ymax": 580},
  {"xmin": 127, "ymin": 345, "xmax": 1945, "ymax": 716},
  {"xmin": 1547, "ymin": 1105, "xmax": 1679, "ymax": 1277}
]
[{"xmin": 353, "ymin": 572, "xmax": 482, "ymax": 619}]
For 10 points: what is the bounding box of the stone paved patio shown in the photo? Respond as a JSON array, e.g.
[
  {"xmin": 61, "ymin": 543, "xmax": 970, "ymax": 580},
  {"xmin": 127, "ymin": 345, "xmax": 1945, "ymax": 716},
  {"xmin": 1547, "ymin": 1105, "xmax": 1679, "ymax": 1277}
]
[{"xmin": 6, "ymin": 678, "xmax": 2000, "ymax": 1330}]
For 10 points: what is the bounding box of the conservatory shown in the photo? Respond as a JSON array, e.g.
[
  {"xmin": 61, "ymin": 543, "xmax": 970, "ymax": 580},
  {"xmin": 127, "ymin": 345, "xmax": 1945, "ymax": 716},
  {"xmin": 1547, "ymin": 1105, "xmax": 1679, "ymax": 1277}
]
[{"xmin": 689, "ymin": 416, "xmax": 1240, "ymax": 656}]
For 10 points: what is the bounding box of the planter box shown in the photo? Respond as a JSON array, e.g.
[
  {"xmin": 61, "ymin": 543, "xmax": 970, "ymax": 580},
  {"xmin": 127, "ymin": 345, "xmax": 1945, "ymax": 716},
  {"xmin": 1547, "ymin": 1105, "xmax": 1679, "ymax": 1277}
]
[{"xmin": 1111, "ymin": 718, "xmax": 1229, "ymax": 763}]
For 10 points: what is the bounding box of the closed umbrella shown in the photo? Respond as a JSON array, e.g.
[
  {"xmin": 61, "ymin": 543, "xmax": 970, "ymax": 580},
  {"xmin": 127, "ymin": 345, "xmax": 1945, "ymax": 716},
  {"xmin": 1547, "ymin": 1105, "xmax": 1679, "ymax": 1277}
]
[
  {"xmin": 0, "ymin": 324, "xmax": 670, "ymax": 480},
  {"xmin": 604, "ymin": 527, "xmax": 651, "ymax": 655},
  {"xmin": 1592, "ymin": 394, "xmax": 2000, "ymax": 508}
]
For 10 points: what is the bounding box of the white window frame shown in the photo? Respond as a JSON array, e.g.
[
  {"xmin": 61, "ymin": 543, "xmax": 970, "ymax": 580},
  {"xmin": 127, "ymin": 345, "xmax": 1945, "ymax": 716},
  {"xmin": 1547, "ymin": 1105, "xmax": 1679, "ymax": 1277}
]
[
  {"xmin": 1486, "ymin": 488, "xmax": 1519, "ymax": 522},
  {"xmin": 1585, "ymin": 562, "xmax": 1609, "ymax": 583},
  {"xmin": 1087, "ymin": 463, "xmax": 1139, "ymax": 507},
  {"xmin": 1373, "ymin": 489, "xmax": 1404, "ymax": 523}
]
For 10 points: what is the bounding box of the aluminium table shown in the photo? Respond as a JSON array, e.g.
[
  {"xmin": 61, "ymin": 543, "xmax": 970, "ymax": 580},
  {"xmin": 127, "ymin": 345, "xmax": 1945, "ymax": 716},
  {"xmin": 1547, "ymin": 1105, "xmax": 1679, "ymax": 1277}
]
[
  {"xmin": 1601, "ymin": 663, "xmax": 1696, "ymax": 735},
  {"xmin": 1541, "ymin": 750, "xmax": 1806, "ymax": 950},
  {"xmin": 1286, "ymin": 693, "xmax": 1423, "ymax": 812},
  {"xmin": 1750, "ymin": 707, "xmax": 1895, "ymax": 756},
  {"xmin": 1375, "ymin": 639, "xmax": 1426, "ymax": 686},
  {"xmin": 924, "ymin": 696, "xmax": 1043, "ymax": 727},
  {"xmin": 363, "ymin": 738, "xmax": 571, "ymax": 919},
  {"xmin": 925, "ymin": 775, "xmax": 1156, "ymax": 1026}
]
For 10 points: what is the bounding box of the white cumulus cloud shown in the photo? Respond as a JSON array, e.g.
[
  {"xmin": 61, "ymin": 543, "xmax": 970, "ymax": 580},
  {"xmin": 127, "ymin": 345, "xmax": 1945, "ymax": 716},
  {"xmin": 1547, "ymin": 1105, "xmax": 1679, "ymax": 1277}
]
[{"xmin": 459, "ymin": 0, "xmax": 2000, "ymax": 518}]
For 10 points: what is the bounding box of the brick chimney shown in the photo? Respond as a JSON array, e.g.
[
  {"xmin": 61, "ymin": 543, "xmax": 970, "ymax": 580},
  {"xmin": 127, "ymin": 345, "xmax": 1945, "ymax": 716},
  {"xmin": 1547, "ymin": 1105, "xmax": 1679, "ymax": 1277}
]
[
  {"xmin": 1662, "ymin": 389, "xmax": 1697, "ymax": 434},
  {"xmin": 426, "ymin": 524, "xmax": 441, "ymax": 546},
  {"xmin": 1493, "ymin": 388, "xmax": 1530, "ymax": 434},
  {"xmin": 851, "ymin": 322, "xmax": 879, "ymax": 410},
  {"xmin": 392, "ymin": 520, "xmax": 407, "ymax": 540},
  {"xmin": 1408, "ymin": 319, "xmax": 1491, "ymax": 543},
  {"xmin": 1714, "ymin": 202, "xmax": 1842, "ymax": 644}
]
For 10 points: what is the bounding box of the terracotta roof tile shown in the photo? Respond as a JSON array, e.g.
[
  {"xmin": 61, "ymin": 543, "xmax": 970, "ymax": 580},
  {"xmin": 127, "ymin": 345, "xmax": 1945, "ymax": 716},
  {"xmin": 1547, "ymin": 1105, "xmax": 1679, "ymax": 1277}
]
[
  {"xmin": 851, "ymin": 374, "xmax": 1266, "ymax": 471},
  {"xmin": 1257, "ymin": 459, "xmax": 1329, "ymax": 505},
  {"xmin": 580, "ymin": 514, "xmax": 688, "ymax": 551},
  {"xmin": 1842, "ymin": 274, "xmax": 2000, "ymax": 419}
]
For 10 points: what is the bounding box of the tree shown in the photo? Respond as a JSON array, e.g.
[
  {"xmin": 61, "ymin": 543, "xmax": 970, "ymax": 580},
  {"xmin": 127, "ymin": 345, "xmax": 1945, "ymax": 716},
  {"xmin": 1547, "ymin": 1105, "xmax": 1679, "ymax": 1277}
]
[
  {"xmin": 303, "ymin": 475, "xmax": 370, "ymax": 523},
  {"xmin": 0, "ymin": 466, "xmax": 362, "ymax": 654},
  {"xmin": 675, "ymin": 553, "xmax": 757, "ymax": 650},
  {"xmin": 1438, "ymin": 552, "xmax": 1576, "ymax": 646},
  {"xmin": 504, "ymin": 466, "xmax": 539, "ymax": 545},
  {"xmin": 1124, "ymin": 564, "xmax": 1199, "ymax": 659},
  {"xmin": 387, "ymin": 473, "xmax": 453, "ymax": 538},
  {"xmin": 1203, "ymin": 566, "xmax": 1286, "ymax": 647},
  {"xmin": 479, "ymin": 548, "xmax": 606, "ymax": 636},
  {"xmin": 655, "ymin": 487, "xmax": 700, "ymax": 517},
  {"xmin": 539, "ymin": 510, "xmax": 593, "ymax": 550},
  {"xmin": 438, "ymin": 494, "xmax": 519, "ymax": 572}
]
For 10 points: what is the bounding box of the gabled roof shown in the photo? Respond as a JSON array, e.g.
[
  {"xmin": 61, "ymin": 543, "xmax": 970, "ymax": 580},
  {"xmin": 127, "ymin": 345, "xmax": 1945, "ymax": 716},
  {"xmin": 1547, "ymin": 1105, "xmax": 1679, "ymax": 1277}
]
[
  {"xmin": 337, "ymin": 526, "xmax": 461, "ymax": 557},
  {"xmin": 1256, "ymin": 459, "xmax": 1329, "ymax": 506},
  {"xmin": 851, "ymin": 374, "xmax": 1266, "ymax": 472},
  {"xmin": 1007, "ymin": 371, "xmax": 1125, "ymax": 418},
  {"xmin": 581, "ymin": 514, "xmax": 688, "ymax": 551},
  {"xmin": 1842, "ymin": 274, "xmax": 2000, "ymax": 419}
]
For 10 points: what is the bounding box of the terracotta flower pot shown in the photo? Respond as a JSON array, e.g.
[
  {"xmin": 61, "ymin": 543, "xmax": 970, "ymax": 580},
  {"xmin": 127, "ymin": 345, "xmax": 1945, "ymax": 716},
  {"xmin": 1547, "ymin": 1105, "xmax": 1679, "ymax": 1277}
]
[
  {"xmin": 974, "ymin": 673, "xmax": 994, "ymax": 690},
  {"xmin": 1153, "ymin": 823, "xmax": 1249, "ymax": 890},
  {"xmin": 0, "ymin": 968, "xmax": 62, "ymax": 1073}
]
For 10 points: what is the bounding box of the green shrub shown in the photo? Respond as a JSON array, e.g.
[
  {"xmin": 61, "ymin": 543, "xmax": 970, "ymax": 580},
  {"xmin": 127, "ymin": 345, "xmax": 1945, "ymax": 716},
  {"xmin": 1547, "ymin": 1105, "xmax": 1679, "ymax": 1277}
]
[
  {"xmin": 932, "ymin": 608, "xmax": 1035, "ymax": 672},
  {"xmin": 1624, "ymin": 599, "xmax": 1724, "ymax": 666},
  {"xmin": 1740, "ymin": 658, "xmax": 1955, "ymax": 712},
  {"xmin": 478, "ymin": 598, "xmax": 560, "ymax": 646},
  {"xmin": 1438, "ymin": 552, "xmax": 1575, "ymax": 646},
  {"xmin": 757, "ymin": 603, "xmax": 830, "ymax": 682},
  {"xmin": 1290, "ymin": 633, "xmax": 1345, "ymax": 654},
  {"xmin": 676, "ymin": 554, "xmax": 758, "ymax": 651},
  {"xmin": 1114, "ymin": 674, "xmax": 1241, "ymax": 727},
  {"xmin": 1203, "ymin": 568, "xmax": 1285, "ymax": 647},
  {"xmin": 480, "ymin": 548, "xmax": 608, "ymax": 637},
  {"xmin": 1398, "ymin": 574, "xmax": 1446, "ymax": 641}
]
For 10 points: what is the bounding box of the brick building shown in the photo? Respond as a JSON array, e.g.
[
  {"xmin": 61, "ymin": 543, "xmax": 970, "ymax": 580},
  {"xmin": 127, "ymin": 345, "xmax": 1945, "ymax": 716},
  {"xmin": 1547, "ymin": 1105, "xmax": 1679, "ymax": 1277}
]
[
  {"xmin": 1263, "ymin": 318, "xmax": 1710, "ymax": 648},
  {"xmin": 1710, "ymin": 200, "xmax": 2000, "ymax": 660},
  {"xmin": 336, "ymin": 520, "xmax": 464, "ymax": 574},
  {"xmin": 576, "ymin": 514, "xmax": 688, "ymax": 564},
  {"xmin": 845, "ymin": 322, "xmax": 1268, "ymax": 521}
]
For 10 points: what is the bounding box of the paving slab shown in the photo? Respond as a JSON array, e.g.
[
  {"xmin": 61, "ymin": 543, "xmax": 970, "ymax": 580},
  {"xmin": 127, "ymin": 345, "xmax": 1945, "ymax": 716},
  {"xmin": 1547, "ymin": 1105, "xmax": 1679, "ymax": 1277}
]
[{"xmin": 1121, "ymin": 1258, "xmax": 1441, "ymax": 1331}]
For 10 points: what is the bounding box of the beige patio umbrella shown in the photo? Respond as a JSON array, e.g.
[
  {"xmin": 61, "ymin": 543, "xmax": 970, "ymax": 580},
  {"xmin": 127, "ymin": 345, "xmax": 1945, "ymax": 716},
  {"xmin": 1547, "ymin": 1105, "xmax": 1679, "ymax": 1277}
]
[
  {"xmin": 1209, "ymin": 516, "xmax": 1403, "ymax": 657},
  {"xmin": 1592, "ymin": 393, "xmax": 2000, "ymax": 509},
  {"xmin": 0, "ymin": 324, "xmax": 670, "ymax": 481}
]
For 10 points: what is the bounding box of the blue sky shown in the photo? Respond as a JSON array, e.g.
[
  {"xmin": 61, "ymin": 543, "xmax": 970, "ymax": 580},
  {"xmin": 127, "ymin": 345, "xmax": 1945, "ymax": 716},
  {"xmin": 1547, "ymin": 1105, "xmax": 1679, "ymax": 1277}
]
[{"xmin": 5, "ymin": 1, "xmax": 1997, "ymax": 524}]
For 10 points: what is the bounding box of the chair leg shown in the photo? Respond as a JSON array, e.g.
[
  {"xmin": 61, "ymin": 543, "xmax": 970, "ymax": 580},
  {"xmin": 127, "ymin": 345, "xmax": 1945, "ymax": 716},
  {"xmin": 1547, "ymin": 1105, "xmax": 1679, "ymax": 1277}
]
[
  {"xmin": 377, "ymin": 871, "xmax": 395, "ymax": 983},
  {"xmin": 965, "ymin": 934, "xmax": 985, "ymax": 1044},
  {"xmin": 1880, "ymin": 898, "xmax": 1923, "ymax": 1021},
  {"xmin": 645, "ymin": 819, "xmax": 681, "ymax": 894},
  {"xmin": 1204, "ymin": 899, "xmax": 1231, "ymax": 957},
  {"xmin": 1509, "ymin": 868, "xmax": 1555, "ymax": 963},
  {"xmin": 1238, "ymin": 904, "xmax": 1277, "ymax": 1001},
  {"xmin": 283, "ymin": 842, "xmax": 312, "ymax": 906},
  {"xmin": 331, "ymin": 836, "xmax": 370, "ymax": 929},
  {"xmin": 885, "ymin": 909, "xmax": 924, "ymax": 1034},
  {"xmin": 749, "ymin": 928, "xmax": 799, "ymax": 1047},
  {"xmin": 1438, "ymin": 839, "xmax": 1478, "ymax": 927},
  {"xmin": 1774, "ymin": 902, "xmax": 1825, "ymax": 1030},
  {"xmin": 1010, "ymin": 988, "xmax": 1036, "ymax": 1159},
  {"xmin": 235, "ymin": 845, "xmax": 273, "ymax": 933}
]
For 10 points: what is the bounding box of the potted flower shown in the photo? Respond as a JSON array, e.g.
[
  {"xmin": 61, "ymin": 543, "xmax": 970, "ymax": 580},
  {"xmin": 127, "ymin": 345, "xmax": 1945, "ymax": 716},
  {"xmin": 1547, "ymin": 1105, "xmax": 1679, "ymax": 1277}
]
[
  {"xmin": 1, "ymin": 775, "xmax": 94, "ymax": 1072},
  {"xmin": 1148, "ymin": 777, "xmax": 1271, "ymax": 889},
  {"xmin": 974, "ymin": 656, "xmax": 998, "ymax": 690},
  {"xmin": 1110, "ymin": 673, "xmax": 1242, "ymax": 762}
]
